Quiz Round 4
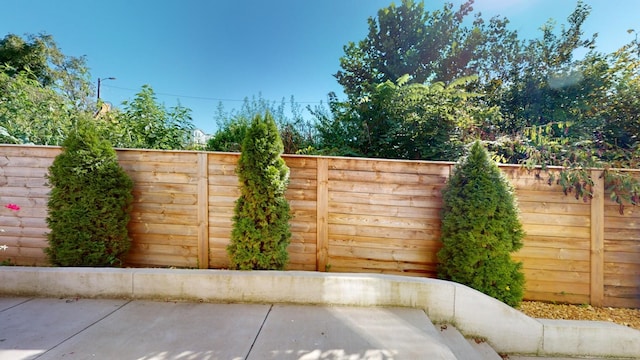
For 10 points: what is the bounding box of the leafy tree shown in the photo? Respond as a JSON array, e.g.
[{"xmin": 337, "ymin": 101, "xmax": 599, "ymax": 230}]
[
  {"xmin": 0, "ymin": 125, "xmax": 19, "ymax": 144},
  {"xmin": 227, "ymin": 112, "xmax": 291, "ymax": 270},
  {"xmin": 306, "ymin": 92, "xmax": 366, "ymax": 156},
  {"xmin": 314, "ymin": 75, "xmax": 500, "ymax": 161},
  {"xmin": 0, "ymin": 33, "xmax": 93, "ymax": 146},
  {"xmin": 0, "ymin": 33, "xmax": 53, "ymax": 85},
  {"xmin": 51, "ymin": 51, "xmax": 93, "ymax": 111},
  {"xmin": 45, "ymin": 117, "xmax": 134, "ymax": 266},
  {"xmin": 335, "ymin": 0, "xmax": 519, "ymax": 100},
  {"xmin": 437, "ymin": 141, "xmax": 525, "ymax": 307},
  {"xmin": 329, "ymin": 0, "xmax": 639, "ymax": 208},
  {"xmin": 0, "ymin": 70, "xmax": 73, "ymax": 145},
  {"xmin": 208, "ymin": 94, "xmax": 315, "ymax": 153},
  {"xmin": 330, "ymin": 0, "xmax": 601, "ymax": 150},
  {"xmin": 206, "ymin": 115, "xmax": 249, "ymax": 152},
  {"xmin": 489, "ymin": 31, "xmax": 640, "ymax": 210},
  {"xmin": 589, "ymin": 37, "xmax": 640, "ymax": 160},
  {"xmin": 0, "ymin": 33, "xmax": 93, "ymax": 111},
  {"xmin": 113, "ymin": 85, "xmax": 194, "ymax": 149},
  {"xmin": 321, "ymin": 0, "xmax": 520, "ymax": 160},
  {"xmin": 491, "ymin": 1, "xmax": 596, "ymax": 134},
  {"xmin": 0, "ymin": 34, "xmax": 197, "ymax": 150}
]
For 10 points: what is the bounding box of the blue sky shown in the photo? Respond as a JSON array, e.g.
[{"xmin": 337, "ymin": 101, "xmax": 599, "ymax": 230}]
[{"xmin": 1, "ymin": 1, "xmax": 638, "ymax": 134}]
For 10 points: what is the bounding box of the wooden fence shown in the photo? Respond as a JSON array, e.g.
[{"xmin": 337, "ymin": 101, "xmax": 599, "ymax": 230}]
[{"xmin": 0, "ymin": 145, "xmax": 638, "ymax": 308}]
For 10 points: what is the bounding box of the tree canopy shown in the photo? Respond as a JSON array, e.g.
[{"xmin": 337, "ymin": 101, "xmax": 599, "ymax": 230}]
[
  {"xmin": 335, "ymin": 0, "xmax": 521, "ymax": 101},
  {"xmin": 207, "ymin": 94, "xmax": 315, "ymax": 154},
  {"xmin": 330, "ymin": 0, "xmax": 605, "ymax": 145},
  {"xmin": 0, "ymin": 33, "xmax": 195, "ymax": 150},
  {"xmin": 109, "ymin": 85, "xmax": 194, "ymax": 150},
  {"xmin": 308, "ymin": 0, "xmax": 639, "ymax": 206},
  {"xmin": 0, "ymin": 33, "xmax": 92, "ymax": 110}
]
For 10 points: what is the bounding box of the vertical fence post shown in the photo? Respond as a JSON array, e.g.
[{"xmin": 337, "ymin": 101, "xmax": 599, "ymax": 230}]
[
  {"xmin": 590, "ymin": 169, "xmax": 605, "ymax": 306},
  {"xmin": 316, "ymin": 157, "xmax": 329, "ymax": 272},
  {"xmin": 197, "ymin": 152, "xmax": 210, "ymax": 269}
]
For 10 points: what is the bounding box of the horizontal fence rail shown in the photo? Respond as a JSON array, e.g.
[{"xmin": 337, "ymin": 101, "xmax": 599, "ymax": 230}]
[{"xmin": 0, "ymin": 145, "xmax": 638, "ymax": 308}]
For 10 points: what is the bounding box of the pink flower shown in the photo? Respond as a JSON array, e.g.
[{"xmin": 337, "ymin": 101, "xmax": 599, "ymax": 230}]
[{"xmin": 5, "ymin": 204, "xmax": 20, "ymax": 211}]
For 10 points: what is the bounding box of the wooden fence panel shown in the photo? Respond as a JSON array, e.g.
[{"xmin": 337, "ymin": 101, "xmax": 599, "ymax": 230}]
[
  {"xmin": 207, "ymin": 154, "xmax": 318, "ymax": 270},
  {"xmin": 207, "ymin": 153, "xmax": 238, "ymax": 269},
  {"xmin": 505, "ymin": 167, "xmax": 592, "ymax": 304},
  {"xmin": 0, "ymin": 146, "xmax": 58, "ymax": 265},
  {"xmin": 325, "ymin": 158, "xmax": 448, "ymax": 277},
  {"xmin": 603, "ymin": 171, "xmax": 640, "ymax": 308},
  {"xmin": 118, "ymin": 149, "xmax": 200, "ymax": 268},
  {"xmin": 283, "ymin": 156, "xmax": 318, "ymax": 271},
  {"xmin": 1, "ymin": 145, "xmax": 638, "ymax": 308}
]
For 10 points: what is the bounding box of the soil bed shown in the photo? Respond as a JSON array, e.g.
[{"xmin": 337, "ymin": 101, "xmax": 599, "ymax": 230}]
[{"xmin": 518, "ymin": 301, "xmax": 640, "ymax": 330}]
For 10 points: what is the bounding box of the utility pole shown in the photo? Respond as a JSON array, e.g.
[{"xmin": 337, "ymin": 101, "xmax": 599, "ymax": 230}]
[{"xmin": 97, "ymin": 77, "xmax": 116, "ymax": 101}]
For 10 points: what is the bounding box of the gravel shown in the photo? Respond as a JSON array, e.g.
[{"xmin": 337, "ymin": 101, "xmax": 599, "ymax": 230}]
[{"xmin": 518, "ymin": 301, "xmax": 640, "ymax": 330}]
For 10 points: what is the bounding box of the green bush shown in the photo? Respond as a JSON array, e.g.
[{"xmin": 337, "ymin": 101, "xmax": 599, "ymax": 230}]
[
  {"xmin": 45, "ymin": 117, "xmax": 134, "ymax": 266},
  {"xmin": 227, "ymin": 112, "xmax": 292, "ymax": 270},
  {"xmin": 437, "ymin": 141, "xmax": 525, "ymax": 306},
  {"xmin": 205, "ymin": 117, "xmax": 249, "ymax": 152}
]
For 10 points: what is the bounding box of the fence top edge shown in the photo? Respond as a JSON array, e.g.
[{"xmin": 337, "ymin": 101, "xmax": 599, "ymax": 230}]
[{"xmin": 1, "ymin": 144, "xmax": 638, "ymax": 174}]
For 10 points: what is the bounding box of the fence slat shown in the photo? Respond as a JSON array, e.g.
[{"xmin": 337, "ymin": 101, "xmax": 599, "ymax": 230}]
[
  {"xmin": 590, "ymin": 169, "xmax": 605, "ymax": 306},
  {"xmin": 316, "ymin": 158, "xmax": 329, "ymax": 272},
  {"xmin": 197, "ymin": 152, "xmax": 209, "ymax": 269}
]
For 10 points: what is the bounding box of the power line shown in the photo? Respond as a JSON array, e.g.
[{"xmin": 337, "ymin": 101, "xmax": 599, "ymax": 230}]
[{"xmin": 102, "ymin": 84, "xmax": 326, "ymax": 104}]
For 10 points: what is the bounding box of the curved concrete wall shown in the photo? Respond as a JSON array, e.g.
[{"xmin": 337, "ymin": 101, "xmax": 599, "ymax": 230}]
[{"xmin": 1, "ymin": 267, "xmax": 638, "ymax": 358}]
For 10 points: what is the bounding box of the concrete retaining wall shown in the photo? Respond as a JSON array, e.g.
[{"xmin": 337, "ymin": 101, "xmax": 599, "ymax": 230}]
[{"xmin": 1, "ymin": 267, "xmax": 638, "ymax": 358}]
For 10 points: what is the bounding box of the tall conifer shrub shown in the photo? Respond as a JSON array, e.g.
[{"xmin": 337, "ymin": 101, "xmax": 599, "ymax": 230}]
[
  {"xmin": 45, "ymin": 117, "xmax": 133, "ymax": 266},
  {"xmin": 227, "ymin": 112, "xmax": 291, "ymax": 270},
  {"xmin": 437, "ymin": 141, "xmax": 525, "ymax": 306}
]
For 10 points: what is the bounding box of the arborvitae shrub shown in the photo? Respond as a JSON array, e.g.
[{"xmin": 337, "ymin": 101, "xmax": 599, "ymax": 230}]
[
  {"xmin": 227, "ymin": 112, "xmax": 291, "ymax": 270},
  {"xmin": 45, "ymin": 117, "xmax": 134, "ymax": 266},
  {"xmin": 437, "ymin": 141, "xmax": 525, "ymax": 307}
]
